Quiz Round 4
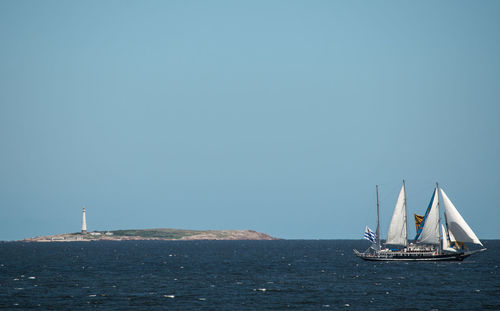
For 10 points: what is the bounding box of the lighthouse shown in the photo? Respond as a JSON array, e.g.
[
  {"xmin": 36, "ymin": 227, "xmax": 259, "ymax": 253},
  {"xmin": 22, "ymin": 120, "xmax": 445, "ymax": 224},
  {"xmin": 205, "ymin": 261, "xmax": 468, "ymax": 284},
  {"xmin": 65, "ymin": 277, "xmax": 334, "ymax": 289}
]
[{"xmin": 81, "ymin": 206, "xmax": 87, "ymax": 234}]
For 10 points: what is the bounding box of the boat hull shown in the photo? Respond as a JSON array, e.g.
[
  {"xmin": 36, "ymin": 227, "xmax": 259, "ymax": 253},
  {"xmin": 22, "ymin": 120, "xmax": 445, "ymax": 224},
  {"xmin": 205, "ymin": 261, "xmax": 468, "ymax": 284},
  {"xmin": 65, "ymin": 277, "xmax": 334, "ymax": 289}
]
[{"xmin": 353, "ymin": 249, "xmax": 484, "ymax": 262}]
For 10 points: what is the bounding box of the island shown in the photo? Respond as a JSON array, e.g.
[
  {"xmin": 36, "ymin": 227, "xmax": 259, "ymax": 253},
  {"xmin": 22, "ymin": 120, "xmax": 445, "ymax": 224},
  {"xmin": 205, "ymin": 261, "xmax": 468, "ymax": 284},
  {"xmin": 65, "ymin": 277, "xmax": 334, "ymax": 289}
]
[{"xmin": 22, "ymin": 228, "xmax": 279, "ymax": 242}]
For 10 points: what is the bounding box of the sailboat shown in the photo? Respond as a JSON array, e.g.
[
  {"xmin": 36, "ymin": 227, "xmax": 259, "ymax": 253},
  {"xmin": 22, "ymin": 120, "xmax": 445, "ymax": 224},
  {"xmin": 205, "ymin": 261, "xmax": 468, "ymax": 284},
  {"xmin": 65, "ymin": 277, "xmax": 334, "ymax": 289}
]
[{"xmin": 354, "ymin": 181, "xmax": 486, "ymax": 261}]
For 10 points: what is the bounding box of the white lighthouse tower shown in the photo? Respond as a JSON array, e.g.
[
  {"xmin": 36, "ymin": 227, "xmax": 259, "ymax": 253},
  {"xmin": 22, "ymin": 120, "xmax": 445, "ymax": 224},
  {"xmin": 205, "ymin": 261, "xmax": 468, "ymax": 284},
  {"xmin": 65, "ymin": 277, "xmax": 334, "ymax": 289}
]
[{"xmin": 81, "ymin": 206, "xmax": 87, "ymax": 234}]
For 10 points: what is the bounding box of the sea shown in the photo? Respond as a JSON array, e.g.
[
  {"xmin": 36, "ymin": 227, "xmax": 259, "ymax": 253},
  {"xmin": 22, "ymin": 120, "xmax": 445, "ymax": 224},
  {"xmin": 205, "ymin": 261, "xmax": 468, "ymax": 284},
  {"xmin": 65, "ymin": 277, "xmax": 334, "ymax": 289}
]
[{"xmin": 0, "ymin": 240, "xmax": 499, "ymax": 310}]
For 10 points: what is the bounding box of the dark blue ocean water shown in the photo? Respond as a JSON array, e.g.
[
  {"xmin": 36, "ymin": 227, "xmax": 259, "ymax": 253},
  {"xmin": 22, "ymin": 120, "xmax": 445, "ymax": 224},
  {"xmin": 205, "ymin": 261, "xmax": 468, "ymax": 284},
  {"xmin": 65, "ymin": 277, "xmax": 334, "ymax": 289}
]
[{"xmin": 0, "ymin": 240, "xmax": 499, "ymax": 310}]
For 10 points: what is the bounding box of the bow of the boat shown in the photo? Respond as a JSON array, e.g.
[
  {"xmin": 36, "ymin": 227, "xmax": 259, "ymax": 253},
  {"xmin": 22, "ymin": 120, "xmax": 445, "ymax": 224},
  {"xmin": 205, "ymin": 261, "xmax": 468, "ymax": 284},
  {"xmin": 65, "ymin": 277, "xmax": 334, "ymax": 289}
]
[{"xmin": 464, "ymin": 248, "xmax": 487, "ymax": 256}]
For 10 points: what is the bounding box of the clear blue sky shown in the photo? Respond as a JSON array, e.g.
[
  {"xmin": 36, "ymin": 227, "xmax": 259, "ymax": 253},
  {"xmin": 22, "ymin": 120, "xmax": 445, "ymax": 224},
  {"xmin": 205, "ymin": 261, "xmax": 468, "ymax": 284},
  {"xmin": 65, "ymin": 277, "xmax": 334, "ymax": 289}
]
[{"xmin": 1, "ymin": 1, "xmax": 499, "ymax": 241}]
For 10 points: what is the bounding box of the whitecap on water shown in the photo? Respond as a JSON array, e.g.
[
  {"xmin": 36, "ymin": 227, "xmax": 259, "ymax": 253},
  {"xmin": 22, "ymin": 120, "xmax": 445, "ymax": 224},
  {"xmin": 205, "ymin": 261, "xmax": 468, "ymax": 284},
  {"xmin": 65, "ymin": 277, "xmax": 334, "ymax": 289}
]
[
  {"xmin": 344, "ymin": 303, "xmax": 350, "ymax": 307},
  {"xmin": 28, "ymin": 276, "xmax": 36, "ymax": 280},
  {"xmin": 164, "ymin": 295, "xmax": 175, "ymax": 298},
  {"xmin": 198, "ymin": 298, "xmax": 206, "ymax": 301}
]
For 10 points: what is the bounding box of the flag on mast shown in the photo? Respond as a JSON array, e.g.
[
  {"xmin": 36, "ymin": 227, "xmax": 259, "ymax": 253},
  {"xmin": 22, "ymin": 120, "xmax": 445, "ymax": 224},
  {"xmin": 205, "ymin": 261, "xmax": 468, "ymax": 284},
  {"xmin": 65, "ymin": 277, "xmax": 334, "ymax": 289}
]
[{"xmin": 364, "ymin": 226, "xmax": 377, "ymax": 243}]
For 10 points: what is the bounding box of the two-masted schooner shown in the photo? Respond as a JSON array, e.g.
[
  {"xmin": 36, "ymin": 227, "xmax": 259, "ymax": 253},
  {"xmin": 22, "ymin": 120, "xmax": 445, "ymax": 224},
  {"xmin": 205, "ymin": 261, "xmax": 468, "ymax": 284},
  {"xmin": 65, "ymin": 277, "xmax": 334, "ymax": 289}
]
[{"xmin": 354, "ymin": 181, "xmax": 486, "ymax": 261}]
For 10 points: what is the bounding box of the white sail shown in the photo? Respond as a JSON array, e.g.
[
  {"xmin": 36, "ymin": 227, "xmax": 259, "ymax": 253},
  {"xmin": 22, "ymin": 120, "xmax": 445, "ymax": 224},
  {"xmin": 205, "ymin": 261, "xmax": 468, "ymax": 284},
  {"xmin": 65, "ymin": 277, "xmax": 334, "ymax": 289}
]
[
  {"xmin": 441, "ymin": 224, "xmax": 457, "ymax": 252},
  {"xmin": 440, "ymin": 189, "xmax": 483, "ymax": 246},
  {"xmin": 417, "ymin": 188, "xmax": 440, "ymax": 245},
  {"xmin": 386, "ymin": 184, "xmax": 407, "ymax": 246},
  {"xmin": 448, "ymin": 228, "xmax": 456, "ymax": 242}
]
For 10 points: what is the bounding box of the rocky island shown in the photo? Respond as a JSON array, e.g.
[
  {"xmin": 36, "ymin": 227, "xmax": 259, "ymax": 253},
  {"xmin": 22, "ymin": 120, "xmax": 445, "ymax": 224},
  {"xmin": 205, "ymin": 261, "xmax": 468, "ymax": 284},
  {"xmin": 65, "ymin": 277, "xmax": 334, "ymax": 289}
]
[{"xmin": 22, "ymin": 228, "xmax": 279, "ymax": 242}]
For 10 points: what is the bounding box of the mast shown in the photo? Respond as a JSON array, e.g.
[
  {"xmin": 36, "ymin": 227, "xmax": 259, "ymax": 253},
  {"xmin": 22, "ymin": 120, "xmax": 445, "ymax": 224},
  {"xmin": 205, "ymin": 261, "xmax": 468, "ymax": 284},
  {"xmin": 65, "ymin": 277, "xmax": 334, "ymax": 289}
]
[
  {"xmin": 376, "ymin": 185, "xmax": 381, "ymax": 250},
  {"xmin": 436, "ymin": 182, "xmax": 442, "ymax": 252},
  {"xmin": 403, "ymin": 180, "xmax": 408, "ymax": 243}
]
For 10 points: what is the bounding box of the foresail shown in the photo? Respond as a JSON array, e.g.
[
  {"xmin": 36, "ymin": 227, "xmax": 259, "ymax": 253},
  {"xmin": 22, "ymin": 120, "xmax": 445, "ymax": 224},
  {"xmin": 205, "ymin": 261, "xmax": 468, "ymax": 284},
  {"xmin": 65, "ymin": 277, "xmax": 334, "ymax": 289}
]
[
  {"xmin": 441, "ymin": 224, "xmax": 450, "ymax": 249},
  {"xmin": 386, "ymin": 184, "xmax": 408, "ymax": 246},
  {"xmin": 441, "ymin": 224, "xmax": 457, "ymax": 252},
  {"xmin": 448, "ymin": 228, "xmax": 456, "ymax": 242},
  {"xmin": 440, "ymin": 189, "xmax": 483, "ymax": 246},
  {"xmin": 417, "ymin": 188, "xmax": 440, "ymax": 245}
]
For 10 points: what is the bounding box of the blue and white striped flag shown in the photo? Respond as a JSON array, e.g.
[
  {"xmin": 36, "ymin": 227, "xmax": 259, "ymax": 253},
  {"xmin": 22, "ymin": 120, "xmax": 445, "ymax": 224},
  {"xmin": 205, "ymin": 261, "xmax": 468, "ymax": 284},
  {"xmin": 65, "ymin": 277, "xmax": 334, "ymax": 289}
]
[{"xmin": 364, "ymin": 226, "xmax": 377, "ymax": 243}]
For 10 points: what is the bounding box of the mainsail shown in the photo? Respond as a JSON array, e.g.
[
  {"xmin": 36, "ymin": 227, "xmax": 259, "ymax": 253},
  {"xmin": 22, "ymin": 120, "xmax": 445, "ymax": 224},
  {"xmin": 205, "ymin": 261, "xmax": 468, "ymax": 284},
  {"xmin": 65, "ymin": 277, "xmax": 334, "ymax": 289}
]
[
  {"xmin": 440, "ymin": 189, "xmax": 483, "ymax": 246},
  {"xmin": 386, "ymin": 184, "xmax": 407, "ymax": 246},
  {"xmin": 416, "ymin": 188, "xmax": 440, "ymax": 245},
  {"xmin": 414, "ymin": 189, "xmax": 436, "ymax": 240}
]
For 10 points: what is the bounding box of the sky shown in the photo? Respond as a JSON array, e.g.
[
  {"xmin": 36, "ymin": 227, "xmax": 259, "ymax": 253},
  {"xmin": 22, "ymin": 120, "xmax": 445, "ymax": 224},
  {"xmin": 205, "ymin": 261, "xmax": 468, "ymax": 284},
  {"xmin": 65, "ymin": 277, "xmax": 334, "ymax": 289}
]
[{"xmin": 1, "ymin": 1, "xmax": 499, "ymax": 241}]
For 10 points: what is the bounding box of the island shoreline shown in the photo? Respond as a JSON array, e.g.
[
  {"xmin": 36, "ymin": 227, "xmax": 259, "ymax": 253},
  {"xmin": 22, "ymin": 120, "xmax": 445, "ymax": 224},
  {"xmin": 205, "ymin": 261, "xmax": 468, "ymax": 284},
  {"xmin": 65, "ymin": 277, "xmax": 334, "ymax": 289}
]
[{"xmin": 20, "ymin": 228, "xmax": 279, "ymax": 242}]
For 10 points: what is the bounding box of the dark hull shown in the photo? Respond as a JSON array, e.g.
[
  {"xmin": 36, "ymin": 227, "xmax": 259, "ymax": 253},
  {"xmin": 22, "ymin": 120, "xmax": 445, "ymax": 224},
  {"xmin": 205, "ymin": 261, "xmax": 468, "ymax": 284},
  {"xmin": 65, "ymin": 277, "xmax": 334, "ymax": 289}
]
[{"xmin": 353, "ymin": 249, "xmax": 484, "ymax": 262}]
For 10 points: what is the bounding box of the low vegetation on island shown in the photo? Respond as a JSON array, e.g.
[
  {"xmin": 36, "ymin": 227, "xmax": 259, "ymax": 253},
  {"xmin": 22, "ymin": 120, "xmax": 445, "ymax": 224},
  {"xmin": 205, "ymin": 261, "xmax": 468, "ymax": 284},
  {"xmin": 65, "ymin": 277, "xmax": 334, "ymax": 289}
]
[{"xmin": 22, "ymin": 228, "xmax": 278, "ymax": 242}]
